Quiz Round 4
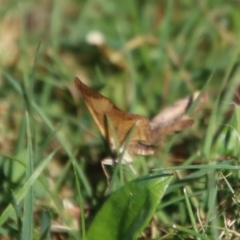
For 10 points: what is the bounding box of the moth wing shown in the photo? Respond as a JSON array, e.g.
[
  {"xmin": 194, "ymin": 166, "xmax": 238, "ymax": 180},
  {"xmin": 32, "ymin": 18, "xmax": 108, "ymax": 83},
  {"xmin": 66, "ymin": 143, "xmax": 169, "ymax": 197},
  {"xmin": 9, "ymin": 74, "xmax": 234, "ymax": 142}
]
[
  {"xmin": 75, "ymin": 77, "xmax": 113, "ymax": 139},
  {"xmin": 75, "ymin": 77, "xmax": 152, "ymax": 147},
  {"xmin": 150, "ymin": 92, "xmax": 206, "ymax": 143}
]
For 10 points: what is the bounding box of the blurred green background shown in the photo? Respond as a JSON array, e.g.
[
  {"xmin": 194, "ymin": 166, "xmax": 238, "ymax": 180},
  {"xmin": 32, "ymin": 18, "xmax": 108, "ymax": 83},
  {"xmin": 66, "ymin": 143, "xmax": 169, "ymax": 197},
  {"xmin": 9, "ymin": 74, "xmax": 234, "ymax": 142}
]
[{"xmin": 1, "ymin": 0, "xmax": 240, "ymax": 239}]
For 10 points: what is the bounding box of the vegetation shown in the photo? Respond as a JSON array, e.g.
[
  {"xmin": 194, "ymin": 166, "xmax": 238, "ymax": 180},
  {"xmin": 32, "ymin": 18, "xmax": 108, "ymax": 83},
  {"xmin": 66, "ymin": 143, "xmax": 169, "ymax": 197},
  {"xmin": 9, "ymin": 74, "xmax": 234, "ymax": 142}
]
[{"xmin": 0, "ymin": 0, "xmax": 240, "ymax": 239}]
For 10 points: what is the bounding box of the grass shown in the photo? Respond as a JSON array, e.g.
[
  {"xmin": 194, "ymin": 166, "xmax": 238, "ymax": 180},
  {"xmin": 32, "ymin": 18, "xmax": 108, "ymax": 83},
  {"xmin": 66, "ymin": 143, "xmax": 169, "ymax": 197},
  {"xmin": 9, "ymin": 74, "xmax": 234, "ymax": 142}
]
[{"xmin": 1, "ymin": 0, "xmax": 240, "ymax": 239}]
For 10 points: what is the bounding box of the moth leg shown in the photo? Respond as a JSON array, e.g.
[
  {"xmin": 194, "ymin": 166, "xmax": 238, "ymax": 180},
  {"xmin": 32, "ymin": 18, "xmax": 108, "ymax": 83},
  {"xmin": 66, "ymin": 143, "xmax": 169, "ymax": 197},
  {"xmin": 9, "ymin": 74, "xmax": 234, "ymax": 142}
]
[
  {"xmin": 101, "ymin": 157, "xmax": 136, "ymax": 194},
  {"xmin": 101, "ymin": 160, "xmax": 111, "ymax": 187},
  {"xmin": 101, "ymin": 157, "xmax": 116, "ymax": 192}
]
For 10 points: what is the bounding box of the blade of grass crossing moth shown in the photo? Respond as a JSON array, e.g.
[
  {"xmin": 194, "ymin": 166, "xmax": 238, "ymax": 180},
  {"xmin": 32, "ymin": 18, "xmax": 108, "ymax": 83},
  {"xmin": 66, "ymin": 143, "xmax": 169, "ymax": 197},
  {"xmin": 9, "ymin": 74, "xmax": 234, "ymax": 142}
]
[
  {"xmin": 118, "ymin": 123, "xmax": 137, "ymax": 176},
  {"xmin": 0, "ymin": 150, "xmax": 57, "ymax": 227},
  {"xmin": 114, "ymin": 121, "xmax": 137, "ymax": 181},
  {"xmin": 183, "ymin": 188, "xmax": 201, "ymax": 240},
  {"xmin": 119, "ymin": 124, "xmax": 137, "ymax": 161},
  {"xmin": 108, "ymin": 120, "xmax": 137, "ymax": 193},
  {"xmin": 73, "ymin": 160, "xmax": 86, "ymax": 239},
  {"xmin": 21, "ymin": 112, "xmax": 34, "ymax": 240},
  {"xmin": 106, "ymin": 115, "xmax": 123, "ymax": 192},
  {"xmin": 106, "ymin": 115, "xmax": 120, "ymax": 152}
]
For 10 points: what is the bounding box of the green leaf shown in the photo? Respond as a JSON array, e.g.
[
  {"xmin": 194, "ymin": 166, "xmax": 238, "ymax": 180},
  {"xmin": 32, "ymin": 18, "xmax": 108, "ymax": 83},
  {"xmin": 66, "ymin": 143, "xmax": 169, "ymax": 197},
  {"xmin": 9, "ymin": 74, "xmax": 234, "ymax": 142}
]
[{"xmin": 86, "ymin": 173, "xmax": 172, "ymax": 240}]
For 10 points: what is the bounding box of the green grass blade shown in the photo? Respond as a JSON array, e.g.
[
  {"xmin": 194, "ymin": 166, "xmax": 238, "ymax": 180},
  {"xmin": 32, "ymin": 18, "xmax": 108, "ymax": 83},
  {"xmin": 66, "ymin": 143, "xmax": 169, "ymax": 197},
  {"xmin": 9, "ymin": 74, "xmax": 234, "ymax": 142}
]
[
  {"xmin": 21, "ymin": 112, "xmax": 34, "ymax": 240},
  {"xmin": 206, "ymin": 173, "xmax": 219, "ymax": 238},
  {"xmin": 154, "ymin": 163, "xmax": 240, "ymax": 171},
  {"xmin": 183, "ymin": 188, "xmax": 200, "ymax": 240},
  {"xmin": 39, "ymin": 210, "xmax": 51, "ymax": 240},
  {"xmin": 11, "ymin": 190, "xmax": 22, "ymax": 231},
  {"xmin": 0, "ymin": 150, "xmax": 57, "ymax": 227},
  {"xmin": 2, "ymin": 71, "xmax": 23, "ymax": 96},
  {"xmin": 173, "ymin": 225, "xmax": 209, "ymax": 240},
  {"xmin": 73, "ymin": 160, "xmax": 86, "ymax": 240}
]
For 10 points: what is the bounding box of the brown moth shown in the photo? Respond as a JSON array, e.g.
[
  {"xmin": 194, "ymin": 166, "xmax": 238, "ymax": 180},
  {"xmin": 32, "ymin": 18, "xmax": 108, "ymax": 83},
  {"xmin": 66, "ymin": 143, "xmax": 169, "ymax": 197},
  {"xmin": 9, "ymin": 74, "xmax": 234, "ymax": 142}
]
[{"xmin": 75, "ymin": 77, "xmax": 205, "ymax": 164}]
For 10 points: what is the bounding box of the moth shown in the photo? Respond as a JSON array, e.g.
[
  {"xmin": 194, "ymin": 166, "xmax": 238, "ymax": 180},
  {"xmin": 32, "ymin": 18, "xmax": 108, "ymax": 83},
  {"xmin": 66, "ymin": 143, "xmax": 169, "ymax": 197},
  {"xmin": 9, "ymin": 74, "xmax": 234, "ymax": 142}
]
[{"xmin": 75, "ymin": 77, "xmax": 206, "ymax": 164}]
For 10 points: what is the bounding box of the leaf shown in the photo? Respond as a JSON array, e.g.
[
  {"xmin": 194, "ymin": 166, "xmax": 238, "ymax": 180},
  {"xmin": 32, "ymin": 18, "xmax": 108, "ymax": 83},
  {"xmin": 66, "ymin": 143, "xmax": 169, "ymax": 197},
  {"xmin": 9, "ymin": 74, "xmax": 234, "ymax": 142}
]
[{"xmin": 86, "ymin": 173, "xmax": 172, "ymax": 240}]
